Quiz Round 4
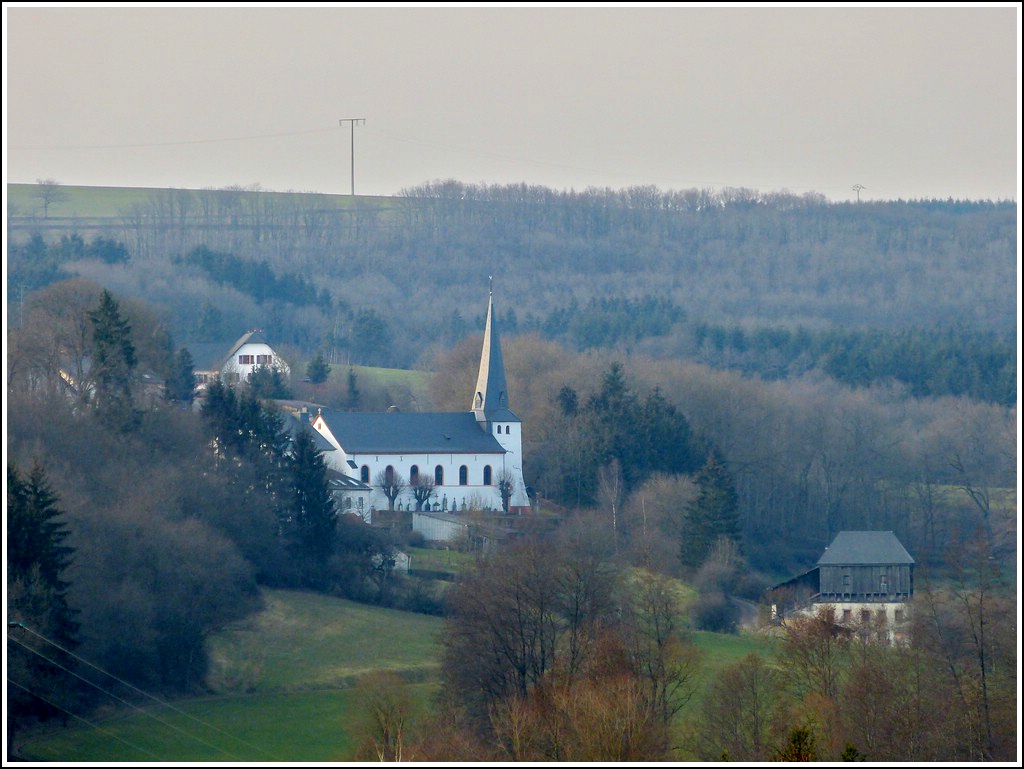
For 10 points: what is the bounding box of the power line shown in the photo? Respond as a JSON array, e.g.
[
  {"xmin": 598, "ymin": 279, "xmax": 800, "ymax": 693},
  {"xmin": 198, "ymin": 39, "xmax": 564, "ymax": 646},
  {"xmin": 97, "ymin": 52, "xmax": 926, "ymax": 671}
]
[
  {"xmin": 6, "ymin": 678, "xmax": 161, "ymax": 761},
  {"xmin": 8, "ymin": 622, "xmax": 277, "ymax": 760},
  {"xmin": 10, "ymin": 126, "xmax": 338, "ymax": 151},
  {"xmin": 7, "ymin": 633, "xmax": 245, "ymax": 761}
]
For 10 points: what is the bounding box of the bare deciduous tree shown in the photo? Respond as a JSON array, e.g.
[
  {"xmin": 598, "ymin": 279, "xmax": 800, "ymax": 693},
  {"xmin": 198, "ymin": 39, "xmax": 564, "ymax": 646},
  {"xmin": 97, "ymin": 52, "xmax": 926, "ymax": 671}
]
[
  {"xmin": 410, "ymin": 474, "xmax": 436, "ymax": 511},
  {"xmin": 34, "ymin": 178, "xmax": 70, "ymax": 218},
  {"xmin": 353, "ymin": 671, "xmax": 414, "ymax": 761},
  {"xmin": 373, "ymin": 468, "xmax": 406, "ymax": 511}
]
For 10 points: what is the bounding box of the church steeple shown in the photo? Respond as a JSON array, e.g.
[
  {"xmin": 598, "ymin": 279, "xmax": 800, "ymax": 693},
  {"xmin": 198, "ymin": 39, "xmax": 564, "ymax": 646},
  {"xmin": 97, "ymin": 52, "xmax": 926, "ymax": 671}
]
[{"xmin": 472, "ymin": 282, "xmax": 511, "ymax": 419}]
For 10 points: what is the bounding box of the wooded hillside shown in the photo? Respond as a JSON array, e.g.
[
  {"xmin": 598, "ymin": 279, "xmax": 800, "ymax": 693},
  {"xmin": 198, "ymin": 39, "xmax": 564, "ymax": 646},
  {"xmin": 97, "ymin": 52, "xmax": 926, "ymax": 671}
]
[{"xmin": 7, "ymin": 182, "xmax": 1016, "ymax": 398}]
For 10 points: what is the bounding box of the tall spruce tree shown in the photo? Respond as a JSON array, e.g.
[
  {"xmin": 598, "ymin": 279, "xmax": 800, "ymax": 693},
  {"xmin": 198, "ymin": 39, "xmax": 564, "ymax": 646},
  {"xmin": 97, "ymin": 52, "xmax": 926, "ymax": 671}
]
[
  {"xmin": 165, "ymin": 347, "xmax": 196, "ymax": 403},
  {"xmin": 88, "ymin": 289, "xmax": 137, "ymax": 429},
  {"xmin": 286, "ymin": 429, "xmax": 338, "ymax": 586},
  {"xmin": 7, "ymin": 462, "xmax": 80, "ymax": 736},
  {"xmin": 680, "ymin": 452, "xmax": 741, "ymax": 571}
]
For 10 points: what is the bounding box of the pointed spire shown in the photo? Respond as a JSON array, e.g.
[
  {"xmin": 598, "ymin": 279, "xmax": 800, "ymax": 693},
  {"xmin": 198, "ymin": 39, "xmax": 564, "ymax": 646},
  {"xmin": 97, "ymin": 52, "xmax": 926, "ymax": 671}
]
[{"xmin": 472, "ymin": 285, "xmax": 509, "ymax": 416}]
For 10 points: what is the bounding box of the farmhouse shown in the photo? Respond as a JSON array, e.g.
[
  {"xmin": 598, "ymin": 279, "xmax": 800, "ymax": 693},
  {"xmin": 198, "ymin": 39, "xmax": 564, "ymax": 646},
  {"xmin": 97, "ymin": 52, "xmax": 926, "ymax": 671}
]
[
  {"xmin": 188, "ymin": 330, "xmax": 290, "ymax": 391},
  {"xmin": 769, "ymin": 530, "xmax": 915, "ymax": 642},
  {"xmin": 309, "ymin": 289, "xmax": 531, "ymax": 524}
]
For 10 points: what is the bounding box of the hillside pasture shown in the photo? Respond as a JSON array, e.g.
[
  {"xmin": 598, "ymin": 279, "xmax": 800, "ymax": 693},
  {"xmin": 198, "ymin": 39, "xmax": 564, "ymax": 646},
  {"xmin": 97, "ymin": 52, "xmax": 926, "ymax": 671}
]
[{"xmin": 14, "ymin": 589, "xmax": 443, "ymax": 762}]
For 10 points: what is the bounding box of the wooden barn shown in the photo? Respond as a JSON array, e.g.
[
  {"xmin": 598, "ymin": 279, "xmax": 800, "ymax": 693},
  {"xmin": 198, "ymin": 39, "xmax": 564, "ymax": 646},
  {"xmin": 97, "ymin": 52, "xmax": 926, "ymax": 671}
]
[
  {"xmin": 767, "ymin": 530, "xmax": 915, "ymax": 641},
  {"xmin": 817, "ymin": 530, "xmax": 914, "ymax": 603}
]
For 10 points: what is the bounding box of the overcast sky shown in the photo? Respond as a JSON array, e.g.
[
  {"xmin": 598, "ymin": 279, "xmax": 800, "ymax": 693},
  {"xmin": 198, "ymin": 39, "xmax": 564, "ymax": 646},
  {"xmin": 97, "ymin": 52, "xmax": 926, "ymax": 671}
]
[{"xmin": 4, "ymin": 4, "xmax": 1020, "ymax": 202}]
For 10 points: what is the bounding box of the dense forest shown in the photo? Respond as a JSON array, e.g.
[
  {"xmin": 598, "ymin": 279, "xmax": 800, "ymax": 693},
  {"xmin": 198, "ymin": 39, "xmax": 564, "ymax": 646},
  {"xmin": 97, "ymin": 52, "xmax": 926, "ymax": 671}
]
[
  {"xmin": 7, "ymin": 182, "xmax": 1016, "ymax": 397},
  {"xmin": 6, "ymin": 182, "xmax": 1017, "ymax": 760}
]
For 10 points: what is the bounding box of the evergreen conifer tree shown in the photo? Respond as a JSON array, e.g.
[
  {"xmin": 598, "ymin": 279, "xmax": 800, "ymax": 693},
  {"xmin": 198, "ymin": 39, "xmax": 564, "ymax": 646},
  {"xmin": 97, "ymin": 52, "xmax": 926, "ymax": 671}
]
[
  {"xmin": 7, "ymin": 462, "xmax": 80, "ymax": 734},
  {"xmin": 286, "ymin": 429, "xmax": 338, "ymax": 585},
  {"xmin": 88, "ymin": 289, "xmax": 137, "ymax": 429},
  {"xmin": 166, "ymin": 347, "xmax": 196, "ymax": 403},
  {"xmin": 306, "ymin": 351, "xmax": 330, "ymax": 387},
  {"xmin": 680, "ymin": 452, "xmax": 741, "ymax": 571}
]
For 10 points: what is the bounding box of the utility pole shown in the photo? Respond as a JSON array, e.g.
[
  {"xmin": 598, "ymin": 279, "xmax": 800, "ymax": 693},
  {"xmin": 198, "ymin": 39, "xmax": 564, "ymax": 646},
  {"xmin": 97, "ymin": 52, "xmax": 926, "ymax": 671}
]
[
  {"xmin": 339, "ymin": 118, "xmax": 365, "ymax": 195},
  {"xmin": 852, "ymin": 183, "xmax": 865, "ymax": 203}
]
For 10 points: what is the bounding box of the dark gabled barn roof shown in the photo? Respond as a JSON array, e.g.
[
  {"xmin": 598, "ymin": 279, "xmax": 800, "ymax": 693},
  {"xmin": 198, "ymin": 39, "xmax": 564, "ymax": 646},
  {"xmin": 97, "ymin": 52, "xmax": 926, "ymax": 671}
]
[
  {"xmin": 186, "ymin": 342, "xmax": 233, "ymax": 372},
  {"xmin": 185, "ymin": 330, "xmax": 280, "ymax": 372},
  {"xmin": 817, "ymin": 531, "xmax": 914, "ymax": 566},
  {"xmin": 318, "ymin": 410, "xmax": 507, "ymax": 455}
]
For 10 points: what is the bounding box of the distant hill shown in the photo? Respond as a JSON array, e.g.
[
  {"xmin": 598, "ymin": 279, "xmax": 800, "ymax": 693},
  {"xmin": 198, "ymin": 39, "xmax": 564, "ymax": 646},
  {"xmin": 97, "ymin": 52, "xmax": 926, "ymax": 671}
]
[{"xmin": 6, "ymin": 181, "xmax": 1016, "ymax": 396}]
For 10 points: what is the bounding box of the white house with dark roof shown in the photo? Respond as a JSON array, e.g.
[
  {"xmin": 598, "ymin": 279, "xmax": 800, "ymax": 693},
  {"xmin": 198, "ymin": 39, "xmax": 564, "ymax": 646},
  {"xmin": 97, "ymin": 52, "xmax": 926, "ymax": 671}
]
[
  {"xmin": 189, "ymin": 330, "xmax": 290, "ymax": 390},
  {"xmin": 310, "ymin": 289, "xmax": 530, "ymax": 519}
]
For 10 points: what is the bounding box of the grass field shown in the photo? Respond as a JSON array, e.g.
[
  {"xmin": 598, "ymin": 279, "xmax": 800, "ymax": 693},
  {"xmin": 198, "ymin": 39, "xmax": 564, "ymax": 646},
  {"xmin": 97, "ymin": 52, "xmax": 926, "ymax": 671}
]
[
  {"xmin": 206, "ymin": 590, "xmax": 443, "ymax": 693},
  {"xmin": 15, "ymin": 589, "xmax": 444, "ymax": 763},
  {"xmin": 6, "ymin": 182, "xmax": 390, "ymax": 220},
  {"xmin": 407, "ymin": 545, "xmax": 478, "ymax": 575},
  {"xmin": 15, "ymin": 584, "xmax": 782, "ymax": 762}
]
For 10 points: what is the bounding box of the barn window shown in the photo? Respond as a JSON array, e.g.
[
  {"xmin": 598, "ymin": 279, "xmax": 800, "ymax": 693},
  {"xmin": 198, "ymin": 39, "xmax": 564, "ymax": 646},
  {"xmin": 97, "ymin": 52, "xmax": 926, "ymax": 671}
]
[
  {"xmin": 894, "ymin": 609, "xmax": 905, "ymax": 622},
  {"xmin": 360, "ymin": 465, "xmax": 370, "ymax": 483},
  {"xmin": 410, "ymin": 465, "xmax": 419, "ymax": 484},
  {"xmin": 861, "ymin": 610, "xmax": 871, "ymax": 624},
  {"xmin": 459, "ymin": 465, "xmax": 468, "ymax": 485},
  {"xmin": 434, "ymin": 465, "xmax": 444, "ymax": 485},
  {"xmin": 483, "ymin": 465, "xmax": 492, "ymax": 485},
  {"xmin": 842, "ymin": 609, "xmax": 852, "ymax": 622}
]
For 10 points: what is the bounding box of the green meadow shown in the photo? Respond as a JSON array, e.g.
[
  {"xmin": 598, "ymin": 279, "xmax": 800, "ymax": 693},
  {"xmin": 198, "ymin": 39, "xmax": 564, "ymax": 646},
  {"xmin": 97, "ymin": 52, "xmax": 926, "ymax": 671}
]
[
  {"xmin": 6, "ymin": 182, "xmax": 390, "ymax": 220},
  {"xmin": 15, "ymin": 589, "xmax": 444, "ymax": 763},
  {"xmin": 15, "ymin": 584, "xmax": 782, "ymax": 762}
]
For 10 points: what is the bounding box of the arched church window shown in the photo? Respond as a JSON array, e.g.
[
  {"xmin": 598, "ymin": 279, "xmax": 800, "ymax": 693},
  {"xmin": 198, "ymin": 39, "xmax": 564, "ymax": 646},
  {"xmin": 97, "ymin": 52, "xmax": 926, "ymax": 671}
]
[
  {"xmin": 505, "ymin": 425, "xmax": 510, "ymax": 434},
  {"xmin": 385, "ymin": 465, "xmax": 395, "ymax": 485},
  {"xmin": 483, "ymin": 465, "xmax": 492, "ymax": 485},
  {"xmin": 360, "ymin": 465, "xmax": 370, "ymax": 483},
  {"xmin": 459, "ymin": 465, "xmax": 468, "ymax": 485},
  {"xmin": 410, "ymin": 465, "xmax": 419, "ymax": 484},
  {"xmin": 434, "ymin": 465, "xmax": 444, "ymax": 485},
  {"xmin": 495, "ymin": 425, "xmax": 501, "ymax": 435}
]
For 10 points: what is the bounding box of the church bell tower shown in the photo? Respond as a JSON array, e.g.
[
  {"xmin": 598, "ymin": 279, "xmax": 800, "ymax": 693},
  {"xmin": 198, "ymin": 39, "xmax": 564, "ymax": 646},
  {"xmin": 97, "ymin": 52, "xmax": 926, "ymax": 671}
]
[{"xmin": 471, "ymin": 283, "xmax": 529, "ymax": 510}]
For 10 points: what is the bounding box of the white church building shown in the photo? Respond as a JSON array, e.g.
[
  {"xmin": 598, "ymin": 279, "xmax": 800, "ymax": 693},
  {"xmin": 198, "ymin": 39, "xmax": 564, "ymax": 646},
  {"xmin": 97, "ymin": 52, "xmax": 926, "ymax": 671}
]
[{"xmin": 309, "ymin": 290, "xmax": 531, "ymax": 516}]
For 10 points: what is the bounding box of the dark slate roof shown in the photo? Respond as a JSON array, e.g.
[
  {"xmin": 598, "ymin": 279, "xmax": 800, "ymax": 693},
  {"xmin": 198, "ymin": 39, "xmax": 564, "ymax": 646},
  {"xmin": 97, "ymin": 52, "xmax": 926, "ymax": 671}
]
[
  {"xmin": 225, "ymin": 330, "xmax": 272, "ymax": 359},
  {"xmin": 307, "ymin": 425, "xmax": 338, "ymax": 453},
  {"xmin": 817, "ymin": 531, "xmax": 914, "ymax": 566},
  {"xmin": 184, "ymin": 331, "xmax": 279, "ymax": 372},
  {"xmin": 185, "ymin": 342, "xmax": 232, "ymax": 372},
  {"xmin": 472, "ymin": 293, "xmax": 513, "ymax": 418},
  {"xmin": 329, "ymin": 475, "xmax": 372, "ymax": 492},
  {"xmin": 481, "ymin": 407, "xmax": 520, "ymax": 423},
  {"xmin": 318, "ymin": 410, "xmax": 507, "ymax": 454}
]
